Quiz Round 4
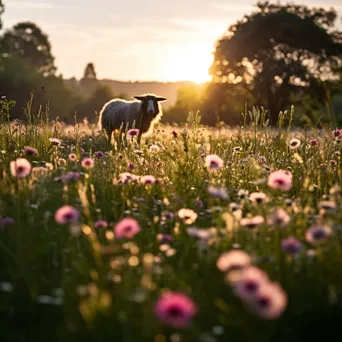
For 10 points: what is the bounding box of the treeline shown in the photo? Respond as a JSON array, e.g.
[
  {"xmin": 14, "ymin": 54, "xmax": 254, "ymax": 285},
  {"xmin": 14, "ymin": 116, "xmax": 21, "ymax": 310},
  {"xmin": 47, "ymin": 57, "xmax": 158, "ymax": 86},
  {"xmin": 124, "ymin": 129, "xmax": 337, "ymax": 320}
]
[
  {"xmin": 167, "ymin": 2, "xmax": 342, "ymax": 127},
  {"xmin": 0, "ymin": 1, "xmax": 342, "ymax": 127}
]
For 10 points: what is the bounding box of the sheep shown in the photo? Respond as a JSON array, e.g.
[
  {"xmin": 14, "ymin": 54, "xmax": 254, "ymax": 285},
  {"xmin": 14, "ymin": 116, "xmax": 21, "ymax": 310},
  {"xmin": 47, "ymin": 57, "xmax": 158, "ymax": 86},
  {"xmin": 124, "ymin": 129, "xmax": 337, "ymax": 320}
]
[{"xmin": 98, "ymin": 94, "xmax": 167, "ymax": 142}]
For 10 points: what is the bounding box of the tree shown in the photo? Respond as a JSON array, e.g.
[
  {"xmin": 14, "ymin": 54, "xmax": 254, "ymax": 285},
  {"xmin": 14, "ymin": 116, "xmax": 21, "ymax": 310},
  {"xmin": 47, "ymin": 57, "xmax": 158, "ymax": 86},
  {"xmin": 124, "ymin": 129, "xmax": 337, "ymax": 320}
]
[
  {"xmin": 0, "ymin": 1, "xmax": 4, "ymax": 30},
  {"xmin": 210, "ymin": 1, "xmax": 342, "ymax": 124},
  {"xmin": 0, "ymin": 22, "xmax": 56, "ymax": 77},
  {"xmin": 71, "ymin": 85, "xmax": 113, "ymax": 122},
  {"xmin": 80, "ymin": 62, "xmax": 99, "ymax": 97}
]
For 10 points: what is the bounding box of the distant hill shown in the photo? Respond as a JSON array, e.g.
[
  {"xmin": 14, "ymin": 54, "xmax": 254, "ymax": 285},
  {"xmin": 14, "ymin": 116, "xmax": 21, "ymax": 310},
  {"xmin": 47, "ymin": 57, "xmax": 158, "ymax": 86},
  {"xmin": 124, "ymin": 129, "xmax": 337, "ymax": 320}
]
[{"xmin": 65, "ymin": 78, "xmax": 196, "ymax": 109}]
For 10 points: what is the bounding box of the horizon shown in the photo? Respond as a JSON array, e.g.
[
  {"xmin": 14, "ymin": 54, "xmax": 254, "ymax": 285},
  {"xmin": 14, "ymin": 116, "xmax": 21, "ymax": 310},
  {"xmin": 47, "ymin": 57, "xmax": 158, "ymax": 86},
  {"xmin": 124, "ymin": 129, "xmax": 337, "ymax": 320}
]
[{"xmin": 3, "ymin": 0, "xmax": 342, "ymax": 83}]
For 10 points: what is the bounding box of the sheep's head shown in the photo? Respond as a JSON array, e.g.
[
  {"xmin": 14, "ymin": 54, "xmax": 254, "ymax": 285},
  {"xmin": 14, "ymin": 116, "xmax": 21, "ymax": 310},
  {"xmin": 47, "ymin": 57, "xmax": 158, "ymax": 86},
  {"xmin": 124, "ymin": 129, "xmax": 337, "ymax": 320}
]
[{"xmin": 133, "ymin": 94, "xmax": 167, "ymax": 118}]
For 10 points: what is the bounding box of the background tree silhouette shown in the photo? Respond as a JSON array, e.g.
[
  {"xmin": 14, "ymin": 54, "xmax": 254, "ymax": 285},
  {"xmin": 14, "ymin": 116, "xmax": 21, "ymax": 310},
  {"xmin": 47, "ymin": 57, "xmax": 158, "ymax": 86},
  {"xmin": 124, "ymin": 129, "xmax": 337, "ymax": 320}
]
[
  {"xmin": 210, "ymin": 1, "xmax": 342, "ymax": 124},
  {"xmin": 80, "ymin": 62, "xmax": 98, "ymax": 96},
  {"xmin": 0, "ymin": 1, "xmax": 4, "ymax": 30},
  {"xmin": 0, "ymin": 22, "xmax": 56, "ymax": 77}
]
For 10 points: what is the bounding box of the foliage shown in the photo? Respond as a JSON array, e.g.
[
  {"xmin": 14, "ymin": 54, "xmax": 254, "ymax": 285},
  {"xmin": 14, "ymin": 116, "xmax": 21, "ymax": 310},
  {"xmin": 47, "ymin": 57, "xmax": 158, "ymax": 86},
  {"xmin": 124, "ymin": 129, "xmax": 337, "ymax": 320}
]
[
  {"xmin": 210, "ymin": 1, "xmax": 342, "ymax": 124},
  {"xmin": 0, "ymin": 0, "xmax": 4, "ymax": 30},
  {"xmin": 0, "ymin": 21, "xmax": 56, "ymax": 77},
  {"xmin": 71, "ymin": 85, "xmax": 114, "ymax": 123},
  {"xmin": 0, "ymin": 102, "xmax": 342, "ymax": 341}
]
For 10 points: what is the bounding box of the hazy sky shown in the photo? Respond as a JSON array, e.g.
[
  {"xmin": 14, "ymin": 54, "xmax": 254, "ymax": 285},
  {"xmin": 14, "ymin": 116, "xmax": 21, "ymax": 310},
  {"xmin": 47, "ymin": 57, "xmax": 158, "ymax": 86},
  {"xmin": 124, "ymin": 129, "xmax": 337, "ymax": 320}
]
[{"xmin": 3, "ymin": 0, "xmax": 342, "ymax": 82}]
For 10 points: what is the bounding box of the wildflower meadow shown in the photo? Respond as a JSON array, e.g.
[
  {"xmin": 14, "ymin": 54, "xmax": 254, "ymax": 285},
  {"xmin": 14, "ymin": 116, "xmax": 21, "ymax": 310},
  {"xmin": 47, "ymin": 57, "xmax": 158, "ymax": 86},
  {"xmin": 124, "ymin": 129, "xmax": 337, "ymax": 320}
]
[{"xmin": 1, "ymin": 100, "xmax": 342, "ymax": 342}]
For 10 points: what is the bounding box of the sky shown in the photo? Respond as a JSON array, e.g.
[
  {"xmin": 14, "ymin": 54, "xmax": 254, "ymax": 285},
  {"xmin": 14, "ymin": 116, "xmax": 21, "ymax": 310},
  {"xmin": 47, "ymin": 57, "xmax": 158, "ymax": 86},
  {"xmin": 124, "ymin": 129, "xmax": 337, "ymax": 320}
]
[{"xmin": 3, "ymin": 0, "xmax": 342, "ymax": 83}]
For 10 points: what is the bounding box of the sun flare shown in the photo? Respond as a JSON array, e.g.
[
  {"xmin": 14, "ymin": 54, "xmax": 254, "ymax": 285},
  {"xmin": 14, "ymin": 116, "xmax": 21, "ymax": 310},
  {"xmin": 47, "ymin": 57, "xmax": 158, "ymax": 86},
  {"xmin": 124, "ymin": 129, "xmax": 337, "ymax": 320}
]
[{"xmin": 166, "ymin": 45, "xmax": 213, "ymax": 84}]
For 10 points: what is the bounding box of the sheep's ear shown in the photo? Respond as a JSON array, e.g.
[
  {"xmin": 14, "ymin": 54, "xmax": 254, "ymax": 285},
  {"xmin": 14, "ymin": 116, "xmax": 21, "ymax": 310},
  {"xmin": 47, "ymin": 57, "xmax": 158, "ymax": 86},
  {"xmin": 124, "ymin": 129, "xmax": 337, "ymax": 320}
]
[
  {"xmin": 133, "ymin": 96, "xmax": 146, "ymax": 101},
  {"xmin": 156, "ymin": 97, "xmax": 167, "ymax": 102}
]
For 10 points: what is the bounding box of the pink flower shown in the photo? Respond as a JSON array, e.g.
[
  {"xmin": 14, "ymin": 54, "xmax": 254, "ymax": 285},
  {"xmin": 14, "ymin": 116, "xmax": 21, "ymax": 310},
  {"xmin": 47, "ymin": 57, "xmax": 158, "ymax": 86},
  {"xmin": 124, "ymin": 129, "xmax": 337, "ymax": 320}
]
[
  {"xmin": 114, "ymin": 217, "xmax": 141, "ymax": 239},
  {"xmin": 250, "ymin": 282, "xmax": 287, "ymax": 319},
  {"xmin": 127, "ymin": 129, "xmax": 139, "ymax": 137},
  {"xmin": 216, "ymin": 250, "xmax": 251, "ymax": 272},
  {"xmin": 49, "ymin": 137, "xmax": 61, "ymax": 146},
  {"xmin": 81, "ymin": 157, "xmax": 94, "ymax": 169},
  {"xmin": 268, "ymin": 170, "xmax": 292, "ymax": 191},
  {"xmin": 232, "ymin": 266, "xmax": 269, "ymax": 300},
  {"xmin": 154, "ymin": 292, "xmax": 197, "ymax": 328},
  {"xmin": 24, "ymin": 146, "xmax": 38, "ymax": 156},
  {"xmin": 10, "ymin": 158, "xmax": 32, "ymax": 178},
  {"xmin": 149, "ymin": 144, "xmax": 160, "ymax": 152},
  {"xmin": 141, "ymin": 175, "xmax": 156, "ymax": 184},
  {"xmin": 240, "ymin": 215, "xmax": 265, "ymax": 229},
  {"xmin": 281, "ymin": 237, "xmax": 303, "ymax": 255},
  {"xmin": 118, "ymin": 172, "xmax": 139, "ymax": 184},
  {"xmin": 94, "ymin": 220, "xmax": 108, "ymax": 229},
  {"xmin": 55, "ymin": 205, "xmax": 80, "ymax": 224},
  {"xmin": 178, "ymin": 208, "xmax": 198, "ymax": 225},
  {"xmin": 305, "ymin": 225, "xmax": 332, "ymax": 245},
  {"xmin": 249, "ymin": 192, "xmax": 268, "ymax": 204},
  {"xmin": 205, "ymin": 154, "xmax": 224, "ymax": 170},
  {"xmin": 94, "ymin": 151, "xmax": 104, "ymax": 158},
  {"xmin": 332, "ymin": 129, "xmax": 342, "ymax": 138},
  {"xmin": 68, "ymin": 153, "xmax": 77, "ymax": 161},
  {"xmin": 309, "ymin": 139, "xmax": 319, "ymax": 146},
  {"xmin": 267, "ymin": 208, "xmax": 290, "ymax": 227}
]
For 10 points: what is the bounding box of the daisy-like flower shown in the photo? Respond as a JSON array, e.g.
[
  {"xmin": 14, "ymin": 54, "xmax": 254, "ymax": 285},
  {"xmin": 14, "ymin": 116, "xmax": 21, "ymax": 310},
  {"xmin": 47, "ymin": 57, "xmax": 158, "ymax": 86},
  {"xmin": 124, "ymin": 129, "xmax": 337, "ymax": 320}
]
[
  {"xmin": 318, "ymin": 201, "xmax": 337, "ymax": 216},
  {"xmin": 68, "ymin": 153, "xmax": 77, "ymax": 162},
  {"xmin": 55, "ymin": 205, "xmax": 80, "ymax": 224},
  {"xmin": 309, "ymin": 139, "xmax": 319, "ymax": 146},
  {"xmin": 205, "ymin": 154, "xmax": 224, "ymax": 170},
  {"xmin": 114, "ymin": 217, "xmax": 141, "ymax": 239},
  {"xmin": 305, "ymin": 225, "xmax": 332, "ymax": 245},
  {"xmin": 249, "ymin": 192, "xmax": 269, "ymax": 204},
  {"xmin": 49, "ymin": 137, "xmax": 61, "ymax": 146},
  {"xmin": 281, "ymin": 237, "xmax": 303, "ymax": 255},
  {"xmin": 10, "ymin": 158, "xmax": 32, "ymax": 178},
  {"xmin": 81, "ymin": 157, "xmax": 94, "ymax": 169},
  {"xmin": 267, "ymin": 208, "xmax": 290, "ymax": 227},
  {"xmin": 288, "ymin": 138, "xmax": 301, "ymax": 149},
  {"xmin": 178, "ymin": 208, "xmax": 198, "ymax": 225},
  {"xmin": 141, "ymin": 175, "xmax": 156, "ymax": 184},
  {"xmin": 118, "ymin": 172, "xmax": 139, "ymax": 184},
  {"xmin": 267, "ymin": 170, "xmax": 293, "ymax": 191},
  {"xmin": 149, "ymin": 144, "xmax": 160, "ymax": 153},
  {"xmin": 24, "ymin": 146, "xmax": 38, "ymax": 156},
  {"xmin": 127, "ymin": 129, "xmax": 139, "ymax": 138},
  {"xmin": 240, "ymin": 216, "xmax": 265, "ymax": 229},
  {"xmin": 94, "ymin": 151, "xmax": 104, "ymax": 158},
  {"xmin": 231, "ymin": 266, "xmax": 269, "ymax": 300},
  {"xmin": 250, "ymin": 282, "xmax": 287, "ymax": 320},
  {"xmin": 208, "ymin": 185, "xmax": 228, "ymax": 200},
  {"xmin": 216, "ymin": 250, "xmax": 251, "ymax": 272},
  {"xmin": 237, "ymin": 189, "xmax": 249, "ymax": 199},
  {"xmin": 154, "ymin": 292, "xmax": 197, "ymax": 328}
]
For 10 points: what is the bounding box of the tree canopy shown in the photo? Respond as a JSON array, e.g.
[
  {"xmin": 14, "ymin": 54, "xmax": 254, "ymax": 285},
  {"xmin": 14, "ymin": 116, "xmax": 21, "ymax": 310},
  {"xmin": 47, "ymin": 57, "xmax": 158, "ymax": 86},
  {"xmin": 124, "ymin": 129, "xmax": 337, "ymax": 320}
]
[
  {"xmin": 210, "ymin": 1, "xmax": 342, "ymax": 124},
  {"xmin": 0, "ymin": 1, "xmax": 4, "ymax": 30},
  {"xmin": 0, "ymin": 22, "xmax": 56, "ymax": 77}
]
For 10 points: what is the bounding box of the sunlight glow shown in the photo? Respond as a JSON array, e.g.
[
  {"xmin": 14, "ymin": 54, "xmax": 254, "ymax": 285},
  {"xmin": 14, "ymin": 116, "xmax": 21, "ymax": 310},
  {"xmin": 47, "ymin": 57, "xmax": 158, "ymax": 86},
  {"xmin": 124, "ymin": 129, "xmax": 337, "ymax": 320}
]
[{"xmin": 165, "ymin": 45, "xmax": 213, "ymax": 84}]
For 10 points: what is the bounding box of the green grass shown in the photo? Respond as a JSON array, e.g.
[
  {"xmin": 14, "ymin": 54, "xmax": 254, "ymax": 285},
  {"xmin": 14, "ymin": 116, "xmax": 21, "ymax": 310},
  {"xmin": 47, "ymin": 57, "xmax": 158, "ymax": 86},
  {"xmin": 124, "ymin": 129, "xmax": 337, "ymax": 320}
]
[{"xmin": 0, "ymin": 104, "xmax": 342, "ymax": 342}]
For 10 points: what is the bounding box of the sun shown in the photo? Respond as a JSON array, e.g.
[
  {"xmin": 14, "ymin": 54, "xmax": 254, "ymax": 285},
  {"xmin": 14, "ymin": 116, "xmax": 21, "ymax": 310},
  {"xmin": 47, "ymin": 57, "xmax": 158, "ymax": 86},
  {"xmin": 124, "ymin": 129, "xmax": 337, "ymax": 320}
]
[{"xmin": 166, "ymin": 45, "xmax": 213, "ymax": 84}]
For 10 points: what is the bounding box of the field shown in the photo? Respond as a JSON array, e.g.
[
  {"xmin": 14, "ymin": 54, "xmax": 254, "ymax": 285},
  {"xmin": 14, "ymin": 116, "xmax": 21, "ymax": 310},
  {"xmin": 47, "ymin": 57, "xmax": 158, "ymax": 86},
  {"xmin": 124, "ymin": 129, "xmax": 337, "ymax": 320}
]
[{"xmin": 1, "ymin": 103, "xmax": 342, "ymax": 342}]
